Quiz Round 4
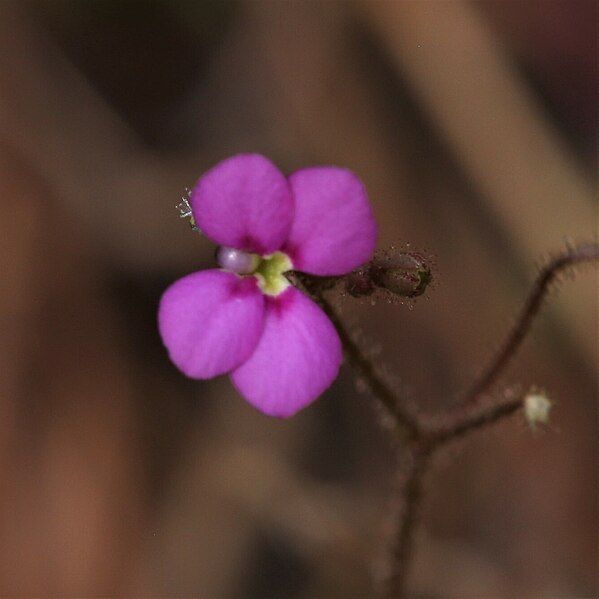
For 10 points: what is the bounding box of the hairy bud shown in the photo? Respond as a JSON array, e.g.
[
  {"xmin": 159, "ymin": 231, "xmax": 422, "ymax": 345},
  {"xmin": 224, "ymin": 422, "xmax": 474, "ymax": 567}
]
[
  {"xmin": 370, "ymin": 252, "xmax": 432, "ymax": 298},
  {"xmin": 301, "ymin": 247, "xmax": 433, "ymax": 301}
]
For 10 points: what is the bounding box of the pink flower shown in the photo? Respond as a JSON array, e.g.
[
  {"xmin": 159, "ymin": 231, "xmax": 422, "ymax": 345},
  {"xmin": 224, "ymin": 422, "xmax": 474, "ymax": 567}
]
[{"xmin": 158, "ymin": 154, "xmax": 377, "ymax": 417}]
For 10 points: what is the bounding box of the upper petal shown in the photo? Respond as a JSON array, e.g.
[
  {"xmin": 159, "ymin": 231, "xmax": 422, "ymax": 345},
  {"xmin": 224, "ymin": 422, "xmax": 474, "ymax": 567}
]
[
  {"xmin": 191, "ymin": 154, "xmax": 294, "ymax": 255},
  {"xmin": 282, "ymin": 167, "xmax": 377, "ymax": 275},
  {"xmin": 231, "ymin": 287, "xmax": 342, "ymax": 418},
  {"xmin": 158, "ymin": 269, "xmax": 265, "ymax": 379}
]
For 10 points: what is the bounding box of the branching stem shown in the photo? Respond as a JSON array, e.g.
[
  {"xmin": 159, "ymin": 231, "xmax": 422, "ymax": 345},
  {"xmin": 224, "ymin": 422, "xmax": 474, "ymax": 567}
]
[{"xmin": 299, "ymin": 242, "xmax": 598, "ymax": 598}]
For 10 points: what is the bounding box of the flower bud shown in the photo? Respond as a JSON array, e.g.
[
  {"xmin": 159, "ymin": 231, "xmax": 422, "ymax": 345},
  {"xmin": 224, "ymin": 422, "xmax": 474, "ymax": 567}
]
[{"xmin": 371, "ymin": 252, "xmax": 432, "ymax": 298}]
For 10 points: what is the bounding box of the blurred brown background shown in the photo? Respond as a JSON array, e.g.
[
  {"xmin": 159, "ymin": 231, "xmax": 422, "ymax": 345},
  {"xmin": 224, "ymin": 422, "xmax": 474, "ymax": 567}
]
[{"xmin": 0, "ymin": 1, "xmax": 597, "ymax": 597}]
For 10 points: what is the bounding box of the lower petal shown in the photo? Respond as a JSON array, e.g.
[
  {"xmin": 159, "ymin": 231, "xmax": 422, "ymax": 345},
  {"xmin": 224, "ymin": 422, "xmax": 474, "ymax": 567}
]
[
  {"xmin": 158, "ymin": 269, "xmax": 265, "ymax": 379},
  {"xmin": 231, "ymin": 287, "xmax": 342, "ymax": 418}
]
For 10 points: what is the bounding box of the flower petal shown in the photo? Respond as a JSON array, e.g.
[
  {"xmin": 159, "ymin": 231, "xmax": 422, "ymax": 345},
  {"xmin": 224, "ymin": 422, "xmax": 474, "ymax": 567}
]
[
  {"xmin": 231, "ymin": 287, "xmax": 342, "ymax": 418},
  {"xmin": 158, "ymin": 269, "xmax": 265, "ymax": 379},
  {"xmin": 283, "ymin": 167, "xmax": 377, "ymax": 275},
  {"xmin": 191, "ymin": 154, "xmax": 294, "ymax": 255}
]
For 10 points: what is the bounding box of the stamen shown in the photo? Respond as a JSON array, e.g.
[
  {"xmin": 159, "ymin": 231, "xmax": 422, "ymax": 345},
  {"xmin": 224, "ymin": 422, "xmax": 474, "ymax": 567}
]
[
  {"xmin": 176, "ymin": 196, "xmax": 193, "ymax": 219},
  {"xmin": 176, "ymin": 191, "xmax": 200, "ymax": 232}
]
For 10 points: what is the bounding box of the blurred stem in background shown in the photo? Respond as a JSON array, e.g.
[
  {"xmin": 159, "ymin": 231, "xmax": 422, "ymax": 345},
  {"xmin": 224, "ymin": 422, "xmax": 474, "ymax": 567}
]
[{"xmin": 359, "ymin": 0, "xmax": 596, "ymax": 363}]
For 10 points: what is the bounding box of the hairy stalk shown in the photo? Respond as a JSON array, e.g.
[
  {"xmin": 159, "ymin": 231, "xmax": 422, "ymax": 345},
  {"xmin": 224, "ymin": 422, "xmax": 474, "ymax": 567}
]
[
  {"xmin": 295, "ymin": 274, "xmax": 419, "ymax": 439},
  {"xmin": 462, "ymin": 243, "xmax": 599, "ymax": 405}
]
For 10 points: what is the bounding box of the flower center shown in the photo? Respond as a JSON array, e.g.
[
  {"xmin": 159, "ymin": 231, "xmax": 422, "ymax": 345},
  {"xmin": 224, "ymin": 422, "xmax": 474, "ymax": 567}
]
[
  {"xmin": 253, "ymin": 251, "xmax": 293, "ymax": 296},
  {"xmin": 216, "ymin": 247, "xmax": 293, "ymax": 296}
]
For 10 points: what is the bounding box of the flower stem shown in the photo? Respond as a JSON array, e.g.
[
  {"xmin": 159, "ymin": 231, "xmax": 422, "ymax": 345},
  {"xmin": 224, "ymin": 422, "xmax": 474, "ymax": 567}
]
[{"xmin": 295, "ymin": 273, "xmax": 419, "ymax": 440}]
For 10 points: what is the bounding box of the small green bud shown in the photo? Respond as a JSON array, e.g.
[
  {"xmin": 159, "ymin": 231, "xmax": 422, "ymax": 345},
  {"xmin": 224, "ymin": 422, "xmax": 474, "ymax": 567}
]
[{"xmin": 524, "ymin": 391, "xmax": 552, "ymax": 431}]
